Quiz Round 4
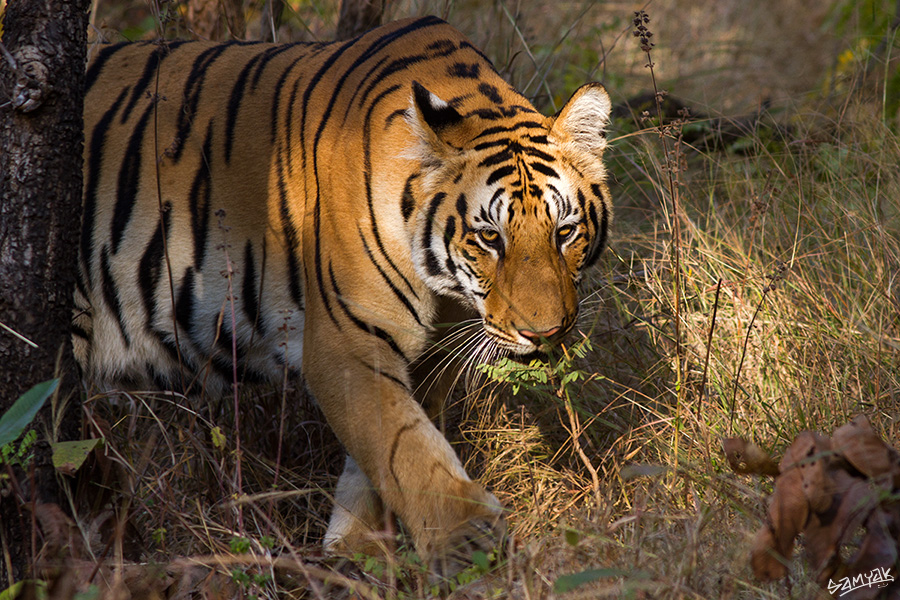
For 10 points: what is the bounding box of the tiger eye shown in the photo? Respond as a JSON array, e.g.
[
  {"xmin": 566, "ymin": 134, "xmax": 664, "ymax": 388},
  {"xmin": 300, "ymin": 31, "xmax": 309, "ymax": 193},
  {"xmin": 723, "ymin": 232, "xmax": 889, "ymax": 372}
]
[
  {"xmin": 478, "ymin": 229, "xmax": 500, "ymax": 245},
  {"xmin": 557, "ymin": 225, "xmax": 575, "ymax": 241}
]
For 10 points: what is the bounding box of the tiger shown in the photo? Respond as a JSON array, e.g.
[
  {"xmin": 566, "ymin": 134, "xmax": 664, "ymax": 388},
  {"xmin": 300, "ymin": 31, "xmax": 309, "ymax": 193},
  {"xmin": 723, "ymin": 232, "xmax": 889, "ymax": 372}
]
[{"xmin": 74, "ymin": 16, "xmax": 613, "ymax": 576}]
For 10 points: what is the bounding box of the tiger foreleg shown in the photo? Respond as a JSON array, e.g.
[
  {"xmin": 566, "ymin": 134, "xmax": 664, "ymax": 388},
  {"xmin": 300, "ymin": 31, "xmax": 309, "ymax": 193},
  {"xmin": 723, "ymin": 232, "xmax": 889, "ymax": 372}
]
[{"xmin": 304, "ymin": 332, "xmax": 505, "ymax": 577}]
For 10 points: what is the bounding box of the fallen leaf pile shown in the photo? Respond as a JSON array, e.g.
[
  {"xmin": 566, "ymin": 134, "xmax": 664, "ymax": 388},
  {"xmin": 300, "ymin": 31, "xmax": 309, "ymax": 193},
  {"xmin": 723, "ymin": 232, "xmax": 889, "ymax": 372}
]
[{"xmin": 725, "ymin": 416, "xmax": 900, "ymax": 599}]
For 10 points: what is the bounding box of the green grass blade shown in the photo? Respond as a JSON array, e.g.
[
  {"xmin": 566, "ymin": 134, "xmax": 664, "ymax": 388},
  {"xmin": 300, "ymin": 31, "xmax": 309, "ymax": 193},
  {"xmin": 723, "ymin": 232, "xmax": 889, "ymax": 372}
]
[{"xmin": 0, "ymin": 378, "xmax": 59, "ymax": 447}]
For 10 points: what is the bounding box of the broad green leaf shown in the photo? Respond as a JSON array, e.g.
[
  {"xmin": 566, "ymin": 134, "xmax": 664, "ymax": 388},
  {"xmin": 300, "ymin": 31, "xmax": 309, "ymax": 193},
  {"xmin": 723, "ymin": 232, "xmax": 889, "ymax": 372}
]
[
  {"xmin": 0, "ymin": 379, "xmax": 58, "ymax": 448},
  {"xmin": 553, "ymin": 568, "xmax": 624, "ymax": 593},
  {"xmin": 52, "ymin": 438, "xmax": 103, "ymax": 475},
  {"xmin": 471, "ymin": 550, "xmax": 490, "ymax": 571}
]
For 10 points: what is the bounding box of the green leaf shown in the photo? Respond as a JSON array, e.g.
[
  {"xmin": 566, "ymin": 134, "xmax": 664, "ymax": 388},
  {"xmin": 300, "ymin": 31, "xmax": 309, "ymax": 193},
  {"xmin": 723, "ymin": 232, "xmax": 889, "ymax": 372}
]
[
  {"xmin": 553, "ymin": 568, "xmax": 624, "ymax": 593},
  {"xmin": 210, "ymin": 426, "xmax": 226, "ymax": 449},
  {"xmin": 0, "ymin": 379, "xmax": 58, "ymax": 448},
  {"xmin": 73, "ymin": 584, "xmax": 100, "ymax": 600},
  {"xmin": 1, "ymin": 580, "xmax": 47, "ymax": 600},
  {"xmin": 471, "ymin": 550, "xmax": 490, "ymax": 571},
  {"xmin": 564, "ymin": 528, "xmax": 581, "ymax": 546},
  {"xmin": 52, "ymin": 438, "xmax": 103, "ymax": 475}
]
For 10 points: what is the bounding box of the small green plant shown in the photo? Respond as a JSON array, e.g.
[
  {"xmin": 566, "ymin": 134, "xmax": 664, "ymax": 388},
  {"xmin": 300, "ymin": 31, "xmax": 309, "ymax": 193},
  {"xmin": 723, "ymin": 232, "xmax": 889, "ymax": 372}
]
[
  {"xmin": 0, "ymin": 378, "xmax": 59, "ymax": 470},
  {"xmin": 229, "ymin": 536, "xmax": 251, "ymax": 554},
  {"xmin": 227, "ymin": 536, "xmax": 273, "ymax": 600},
  {"xmin": 477, "ymin": 336, "xmax": 596, "ymax": 396},
  {"xmin": 1, "ymin": 429, "xmax": 37, "ymax": 468}
]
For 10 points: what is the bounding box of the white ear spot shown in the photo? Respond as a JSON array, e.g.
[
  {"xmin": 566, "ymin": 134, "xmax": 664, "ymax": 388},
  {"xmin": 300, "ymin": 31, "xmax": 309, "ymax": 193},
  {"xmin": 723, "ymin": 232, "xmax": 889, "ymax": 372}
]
[{"xmin": 551, "ymin": 83, "xmax": 612, "ymax": 157}]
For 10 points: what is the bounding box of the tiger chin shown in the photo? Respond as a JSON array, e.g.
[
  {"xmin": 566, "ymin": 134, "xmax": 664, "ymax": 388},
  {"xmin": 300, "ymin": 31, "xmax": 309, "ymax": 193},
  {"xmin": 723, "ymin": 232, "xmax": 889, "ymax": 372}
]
[{"xmin": 75, "ymin": 17, "xmax": 612, "ymax": 577}]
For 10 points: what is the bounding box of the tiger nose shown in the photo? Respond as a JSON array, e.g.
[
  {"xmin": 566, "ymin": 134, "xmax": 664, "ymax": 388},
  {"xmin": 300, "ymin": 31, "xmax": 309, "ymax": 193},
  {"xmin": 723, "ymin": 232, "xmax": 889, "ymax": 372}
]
[{"xmin": 518, "ymin": 325, "xmax": 562, "ymax": 346}]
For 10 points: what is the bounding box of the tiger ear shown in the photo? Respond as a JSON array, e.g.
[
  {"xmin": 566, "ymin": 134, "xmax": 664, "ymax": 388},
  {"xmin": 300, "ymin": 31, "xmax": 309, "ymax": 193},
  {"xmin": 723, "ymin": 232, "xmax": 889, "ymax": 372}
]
[
  {"xmin": 550, "ymin": 83, "xmax": 612, "ymax": 158},
  {"xmin": 408, "ymin": 81, "xmax": 466, "ymax": 160}
]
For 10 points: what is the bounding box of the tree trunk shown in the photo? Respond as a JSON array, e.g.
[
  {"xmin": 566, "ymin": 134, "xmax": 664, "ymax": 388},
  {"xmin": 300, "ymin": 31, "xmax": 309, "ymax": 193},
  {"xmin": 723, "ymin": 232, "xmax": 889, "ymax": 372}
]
[
  {"xmin": 0, "ymin": 0, "xmax": 89, "ymax": 586},
  {"xmin": 336, "ymin": 0, "xmax": 385, "ymax": 40}
]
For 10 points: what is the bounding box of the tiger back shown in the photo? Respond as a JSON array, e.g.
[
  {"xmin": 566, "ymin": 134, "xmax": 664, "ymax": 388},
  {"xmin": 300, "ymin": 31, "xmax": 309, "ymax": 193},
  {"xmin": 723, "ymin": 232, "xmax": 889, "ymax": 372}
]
[{"xmin": 75, "ymin": 16, "xmax": 613, "ymax": 575}]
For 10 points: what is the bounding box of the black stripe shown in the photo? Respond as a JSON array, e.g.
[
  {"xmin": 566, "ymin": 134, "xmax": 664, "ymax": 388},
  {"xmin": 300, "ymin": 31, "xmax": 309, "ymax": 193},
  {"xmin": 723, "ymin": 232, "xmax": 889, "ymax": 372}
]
[
  {"xmin": 276, "ymin": 153, "xmax": 305, "ymax": 310},
  {"xmin": 448, "ymin": 62, "xmax": 480, "ymax": 78},
  {"xmin": 478, "ymin": 149, "xmax": 514, "ymax": 168},
  {"xmin": 531, "ymin": 162, "xmax": 557, "ymax": 178},
  {"xmin": 175, "ymin": 267, "xmax": 195, "ymax": 335},
  {"xmin": 389, "ymin": 419, "xmax": 424, "ymax": 487},
  {"xmin": 189, "ymin": 121, "xmax": 214, "ymax": 270},
  {"xmin": 111, "ymin": 101, "xmax": 155, "ymax": 254},
  {"xmin": 423, "ymin": 192, "xmax": 447, "ymax": 237},
  {"xmin": 455, "ymin": 193, "xmax": 470, "ymax": 234},
  {"xmin": 284, "ymin": 74, "xmax": 305, "ymax": 176},
  {"xmin": 329, "ymin": 264, "xmax": 408, "ymax": 363},
  {"xmin": 83, "ymin": 87, "xmax": 129, "ymax": 284},
  {"xmin": 364, "ymin": 363, "xmax": 411, "ymax": 393},
  {"xmin": 70, "ymin": 323, "xmax": 90, "ymax": 341},
  {"xmin": 271, "ymin": 56, "xmax": 301, "ymax": 146},
  {"xmin": 224, "ymin": 52, "xmax": 265, "ymax": 164},
  {"xmin": 425, "ymin": 39, "xmax": 456, "ymax": 56},
  {"xmin": 486, "ymin": 165, "xmax": 516, "ymax": 186},
  {"xmin": 84, "ymin": 42, "xmax": 133, "ymax": 94},
  {"xmin": 170, "ymin": 44, "xmax": 232, "ymax": 162},
  {"xmin": 212, "ymin": 314, "xmax": 262, "ymax": 383},
  {"xmin": 362, "ymin": 84, "xmax": 420, "ymax": 298},
  {"xmin": 360, "ymin": 54, "xmax": 431, "ymax": 111},
  {"xmin": 524, "ymin": 147, "xmax": 556, "ymax": 163},
  {"xmin": 473, "ymin": 121, "xmax": 544, "ymax": 140},
  {"xmin": 478, "ymin": 82, "xmax": 503, "ymax": 104},
  {"xmin": 347, "ymin": 55, "xmax": 388, "ymax": 117},
  {"xmin": 468, "ymin": 105, "xmax": 534, "ymax": 121},
  {"xmin": 422, "ymin": 192, "xmax": 446, "ymax": 277},
  {"xmin": 443, "ymin": 216, "xmax": 457, "ymax": 275},
  {"xmin": 584, "ymin": 184, "xmax": 610, "ymax": 266},
  {"xmin": 358, "ymin": 226, "xmax": 423, "ymax": 327},
  {"xmin": 250, "ymin": 44, "xmax": 298, "ymax": 90},
  {"xmin": 459, "ymin": 40, "xmax": 496, "ymax": 70},
  {"xmin": 400, "ymin": 176, "xmax": 416, "ymax": 221},
  {"xmin": 137, "ymin": 201, "xmax": 171, "ymax": 320},
  {"xmin": 100, "ymin": 246, "xmax": 130, "ymax": 346},
  {"xmin": 242, "ymin": 240, "xmax": 266, "ymax": 336},
  {"xmin": 121, "ymin": 42, "xmax": 187, "ymax": 123}
]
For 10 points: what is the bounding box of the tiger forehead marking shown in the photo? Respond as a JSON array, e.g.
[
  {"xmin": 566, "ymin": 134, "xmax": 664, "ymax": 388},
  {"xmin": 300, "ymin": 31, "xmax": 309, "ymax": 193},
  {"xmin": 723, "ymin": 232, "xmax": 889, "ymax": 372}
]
[{"xmin": 76, "ymin": 16, "xmax": 612, "ymax": 577}]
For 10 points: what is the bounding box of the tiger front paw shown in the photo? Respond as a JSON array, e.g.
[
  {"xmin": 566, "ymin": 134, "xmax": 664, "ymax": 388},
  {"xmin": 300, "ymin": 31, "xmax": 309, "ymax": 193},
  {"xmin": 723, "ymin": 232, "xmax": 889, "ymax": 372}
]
[{"xmin": 428, "ymin": 509, "xmax": 508, "ymax": 581}]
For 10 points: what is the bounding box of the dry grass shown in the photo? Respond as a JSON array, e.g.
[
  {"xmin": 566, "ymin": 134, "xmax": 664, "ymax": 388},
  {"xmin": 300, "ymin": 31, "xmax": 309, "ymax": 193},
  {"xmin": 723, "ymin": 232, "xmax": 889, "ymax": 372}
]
[{"xmin": 32, "ymin": 0, "xmax": 900, "ymax": 598}]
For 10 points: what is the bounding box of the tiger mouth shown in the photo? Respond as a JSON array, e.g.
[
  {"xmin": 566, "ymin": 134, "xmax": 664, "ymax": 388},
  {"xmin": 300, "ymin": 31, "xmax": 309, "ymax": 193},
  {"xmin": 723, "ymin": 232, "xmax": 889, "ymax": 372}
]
[{"xmin": 482, "ymin": 319, "xmax": 575, "ymax": 356}]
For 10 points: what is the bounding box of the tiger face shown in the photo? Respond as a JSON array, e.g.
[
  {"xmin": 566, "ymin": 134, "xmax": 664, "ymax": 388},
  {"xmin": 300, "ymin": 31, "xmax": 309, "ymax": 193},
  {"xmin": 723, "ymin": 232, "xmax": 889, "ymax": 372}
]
[{"xmin": 408, "ymin": 82, "xmax": 612, "ymax": 356}]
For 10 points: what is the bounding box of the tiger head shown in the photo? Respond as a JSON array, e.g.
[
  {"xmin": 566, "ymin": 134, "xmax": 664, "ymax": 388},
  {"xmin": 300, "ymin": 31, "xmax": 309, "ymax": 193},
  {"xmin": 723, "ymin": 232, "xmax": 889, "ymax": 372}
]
[{"xmin": 407, "ymin": 82, "xmax": 612, "ymax": 357}]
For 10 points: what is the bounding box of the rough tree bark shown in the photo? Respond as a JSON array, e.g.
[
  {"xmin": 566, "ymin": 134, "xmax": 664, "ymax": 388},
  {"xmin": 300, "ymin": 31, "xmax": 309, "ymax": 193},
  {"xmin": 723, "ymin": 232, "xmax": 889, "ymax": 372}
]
[
  {"xmin": 336, "ymin": 0, "xmax": 386, "ymax": 40},
  {"xmin": 0, "ymin": 0, "xmax": 89, "ymax": 586}
]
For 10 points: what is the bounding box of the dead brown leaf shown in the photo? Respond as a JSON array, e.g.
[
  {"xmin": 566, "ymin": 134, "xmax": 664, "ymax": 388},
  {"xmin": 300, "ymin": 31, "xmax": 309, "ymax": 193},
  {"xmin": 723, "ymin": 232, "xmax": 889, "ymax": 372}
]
[
  {"xmin": 722, "ymin": 437, "xmax": 780, "ymax": 476},
  {"xmin": 746, "ymin": 417, "xmax": 900, "ymax": 595},
  {"xmin": 750, "ymin": 526, "xmax": 788, "ymax": 581},
  {"xmin": 833, "ymin": 415, "xmax": 900, "ymax": 488}
]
